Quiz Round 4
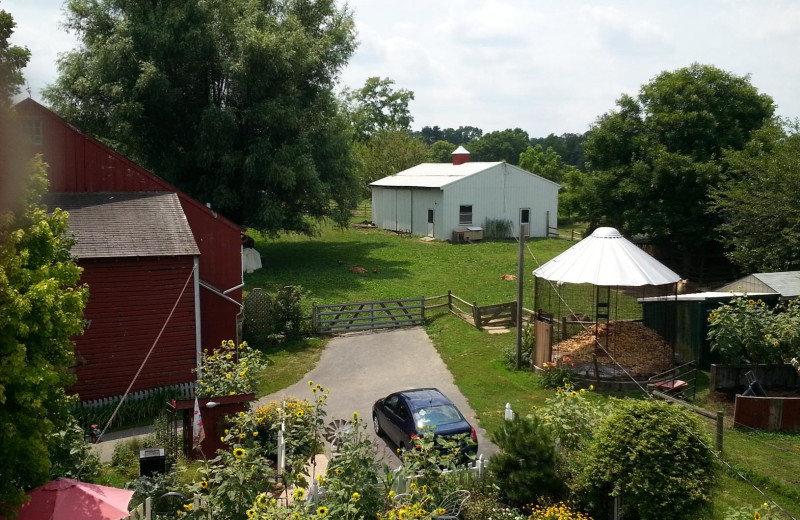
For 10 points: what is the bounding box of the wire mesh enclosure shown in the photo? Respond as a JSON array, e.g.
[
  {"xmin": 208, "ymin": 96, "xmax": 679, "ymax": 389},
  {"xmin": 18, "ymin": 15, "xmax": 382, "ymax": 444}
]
[{"xmin": 534, "ymin": 277, "xmax": 680, "ymax": 380}]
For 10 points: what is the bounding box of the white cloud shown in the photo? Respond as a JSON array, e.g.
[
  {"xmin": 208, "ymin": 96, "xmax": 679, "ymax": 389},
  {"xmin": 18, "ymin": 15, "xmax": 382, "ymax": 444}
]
[{"xmin": 5, "ymin": 0, "xmax": 800, "ymax": 136}]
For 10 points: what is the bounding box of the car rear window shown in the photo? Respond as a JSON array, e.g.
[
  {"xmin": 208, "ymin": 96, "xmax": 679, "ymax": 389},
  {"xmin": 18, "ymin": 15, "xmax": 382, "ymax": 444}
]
[{"xmin": 413, "ymin": 405, "xmax": 463, "ymax": 429}]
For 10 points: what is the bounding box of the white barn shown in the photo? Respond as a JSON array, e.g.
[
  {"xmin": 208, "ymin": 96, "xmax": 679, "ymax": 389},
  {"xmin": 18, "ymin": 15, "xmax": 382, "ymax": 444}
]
[{"xmin": 370, "ymin": 147, "xmax": 560, "ymax": 241}]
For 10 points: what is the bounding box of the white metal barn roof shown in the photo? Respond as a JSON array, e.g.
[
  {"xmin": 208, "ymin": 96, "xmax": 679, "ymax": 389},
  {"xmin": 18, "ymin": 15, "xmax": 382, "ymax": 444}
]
[
  {"xmin": 533, "ymin": 227, "xmax": 681, "ymax": 287},
  {"xmin": 369, "ymin": 162, "xmax": 504, "ymax": 188}
]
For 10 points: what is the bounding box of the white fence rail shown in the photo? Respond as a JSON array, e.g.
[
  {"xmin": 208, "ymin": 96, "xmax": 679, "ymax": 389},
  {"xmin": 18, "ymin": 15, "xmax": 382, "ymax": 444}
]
[{"xmin": 80, "ymin": 382, "xmax": 195, "ymax": 410}]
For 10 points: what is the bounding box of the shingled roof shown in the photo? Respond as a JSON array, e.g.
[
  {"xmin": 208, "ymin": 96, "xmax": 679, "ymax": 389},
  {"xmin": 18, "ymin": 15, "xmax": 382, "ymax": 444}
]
[{"xmin": 45, "ymin": 192, "xmax": 200, "ymax": 259}]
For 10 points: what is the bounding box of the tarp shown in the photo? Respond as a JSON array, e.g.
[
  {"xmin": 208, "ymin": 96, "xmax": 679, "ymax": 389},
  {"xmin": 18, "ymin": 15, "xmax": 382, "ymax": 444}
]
[{"xmin": 533, "ymin": 227, "xmax": 680, "ymax": 287}]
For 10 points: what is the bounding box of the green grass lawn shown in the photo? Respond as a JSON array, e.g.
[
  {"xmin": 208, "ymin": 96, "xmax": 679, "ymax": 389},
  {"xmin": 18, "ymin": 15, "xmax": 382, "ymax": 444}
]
[{"xmin": 245, "ymin": 223, "xmax": 800, "ymax": 519}]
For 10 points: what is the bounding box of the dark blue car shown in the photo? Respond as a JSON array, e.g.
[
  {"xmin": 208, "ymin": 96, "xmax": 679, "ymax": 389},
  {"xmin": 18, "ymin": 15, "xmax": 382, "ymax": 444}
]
[{"xmin": 372, "ymin": 388, "xmax": 477, "ymax": 457}]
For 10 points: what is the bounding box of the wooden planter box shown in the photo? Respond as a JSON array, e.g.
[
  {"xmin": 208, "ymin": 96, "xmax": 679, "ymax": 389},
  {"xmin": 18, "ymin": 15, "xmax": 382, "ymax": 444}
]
[{"xmin": 170, "ymin": 393, "xmax": 255, "ymax": 459}]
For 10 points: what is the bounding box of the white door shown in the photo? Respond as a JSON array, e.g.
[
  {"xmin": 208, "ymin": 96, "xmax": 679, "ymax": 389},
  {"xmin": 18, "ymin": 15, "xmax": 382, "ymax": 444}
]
[
  {"xmin": 520, "ymin": 208, "xmax": 531, "ymax": 237},
  {"xmin": 427, "ymin": 209, "xmax": 434, "ymax": 237}
]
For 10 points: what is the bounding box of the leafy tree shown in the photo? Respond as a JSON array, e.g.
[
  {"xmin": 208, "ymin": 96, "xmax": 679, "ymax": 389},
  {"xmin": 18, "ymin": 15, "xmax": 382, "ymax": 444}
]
[
  {"xmin": 0, "ymin": 147, "xmax": 88, "ymax": 515},
  {"xmin": 530, "ymin": 132, "xmax": 587, "ymax": 171},
  {"xmin": 0, "ymin": 4, "xmax": 29, "ymax": 111},
  {"xmin": 712, "ymin": 121, "xmax": 800, "ymax": 272},
  {"xmin": 44, "ymin": 0, "xmax": 360, "ymax": 236},
  {"xmin": 469, "ymin": 128, "xmax": 530, "ymax": 164},
  {"xmin": 345, "ymin": 76, "xmax": 414, "ymax": 141},
  {"xmin": 518, "ymin": 144, "xmax": 577, "ymax": 183},
  {"xmin": 418, "ymin": 125, "xmax": 444, "ymax": 145},
  {"xmin": 489, "ymin": 414, "xmax": 566, "ymax": 508},
  {"xmin": 353, "ymin": 130, "xmax": 430, "ymax": 196},
  {"xmin": 428, "ymin": 140, "xmax": 457, "ymax": 163},
  {"xmin": 442, "ymin": 125, "xmax": 483, "ymax": 145},
  {"xmin": 575, "ymin": 400, "xmax": 715, "ymax": 520},
  {"xmin": 581, "ymin": 64, "xmax": 774, "ymax": 274}
]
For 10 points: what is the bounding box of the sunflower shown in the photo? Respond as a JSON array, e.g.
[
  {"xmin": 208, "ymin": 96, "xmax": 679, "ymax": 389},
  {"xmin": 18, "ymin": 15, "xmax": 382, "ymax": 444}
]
[
  {"xmin": 233, "ymin": 447, "xmax": 246, "ymax": 458},
  {"xmin": 293, "ymin": 488, "xmax": 306, "ymax": 501},
  {"xmin": 256, "ymin": 493, "xmax": 267, "ymax": 507},
  {"xmin": 199, "ymin": 480, "xmax": 208, "ymax": 490},
  {"xmin": 754, "ymin": 512, "xmax": 762, "ymax": 520},
  {"xmin": 317, "ymin": 506, "xmax": 329, "ymax": 517},
  {"xmin": 308, "ymin": 380, "xmax": 314, "ymax": 386},
  {"xmin": 252, "ymin": 431, "xmax": 259, "ymax": 437},
  {"xmin": 352, "ymin": 411, "xmax": 359, "ymax": 419},
  {"xmin": 296, "ymin": 410, "xmax": 305, "ymax": 418},
  {"xmin": 351, "ymin": 492, "xmax": 361, "ymax": 503},
  {"xmin": 239, "ymin": 433, "xmax": 247, "ymax": 439},
  {"xmin": 246, "ymin": 509, "xmax": 256, "ymax": 518}
]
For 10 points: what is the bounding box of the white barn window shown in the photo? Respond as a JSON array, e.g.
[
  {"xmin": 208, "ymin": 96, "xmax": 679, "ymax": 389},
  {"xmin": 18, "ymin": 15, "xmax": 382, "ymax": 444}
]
[{"xmin": 459, "ymin": 205, "xmax": 473, "ymax": 225}]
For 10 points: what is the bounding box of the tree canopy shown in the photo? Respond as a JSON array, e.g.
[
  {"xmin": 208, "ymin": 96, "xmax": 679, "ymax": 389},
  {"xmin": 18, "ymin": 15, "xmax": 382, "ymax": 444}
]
[
  {"xmin": 712, "ymin": 121, "xmax": 800, "ymax": 272},
  {"xmin": 44, "ymin": 0, "xmax": 360, "ymax": 235},
  {"xmin": 0, "ymin": 3, "xmax": 30, "ymax": 111},
  {"xmin": 581, "ymin": 63, "xmax": 774, "ymax": 271},
  {"xmin": 352, "ymin": 130, "xmax": 430, "ymax": 197},
  {"xmin": 0, "ymin": 144, "xmax": 87, "ymax": 515},
  {"xmin": 468, "ymin": 128, "xmax": 530, "ymax": 164},
  {"xmin": 345, "ymin": 77, "xmax": 414, "ymax": 141}
]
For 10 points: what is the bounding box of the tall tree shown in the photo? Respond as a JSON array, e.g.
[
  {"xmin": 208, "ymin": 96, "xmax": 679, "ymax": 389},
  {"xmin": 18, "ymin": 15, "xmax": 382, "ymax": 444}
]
[
  {"xmin": 518, "ymin": 144, "xmax": 574, "ymax": 183},
  {"xmin": 428, "ymin": 140, "xmax": 457, "ymax": 162},
  {"xmin": 712, "ymin": 121, "xmax": 800, "ymax": 272},
  {"xmin": 469, "ymin": 128, "xmax": 530, "ymax": 164},
  {"xmin": 353, "ymin": 130, "xmax": 430, "ymax": 197},
  {"xmin": 345, "ymin": 76, "xmax": 414, "ymax": 141},
  {"xmin": 530, "ymin": 132, "xmax": 587, "ymax": 171},
  {"xmin": 0, "ymin": 3, "xmax": 30, "ymax": 111},
  {"xmin": 44, "ymin": 0, "xmax": 359, "ymax": 235},
  {"xmin": 581, "ymin": 64, "xmax": 774, "ymax": 273},
  {"xmin": 0, "ymin": 138, "xmax": 87, "ymax": 515}
]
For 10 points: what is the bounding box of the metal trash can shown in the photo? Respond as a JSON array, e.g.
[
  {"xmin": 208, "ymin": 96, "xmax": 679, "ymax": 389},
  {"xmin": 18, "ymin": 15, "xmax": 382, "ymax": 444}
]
[{"xmin": 139, "ymin": 448, "xmax": 166, "ymax": 477}]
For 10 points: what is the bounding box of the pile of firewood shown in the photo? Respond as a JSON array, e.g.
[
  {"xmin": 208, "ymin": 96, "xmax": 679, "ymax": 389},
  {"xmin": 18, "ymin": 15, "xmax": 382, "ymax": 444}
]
[{"xmin": 554, "ymin": 321, "xmax": 673, "ymax": 377}]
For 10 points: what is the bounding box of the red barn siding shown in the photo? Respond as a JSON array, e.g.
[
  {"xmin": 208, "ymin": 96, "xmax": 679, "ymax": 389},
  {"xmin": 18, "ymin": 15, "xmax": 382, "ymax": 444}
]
[
  {"xmin": 17, "ymin": 100, "xmax": 244, "ymax": 388},
  {"xmin": 72, "ymin": 257, "xmax": 197, "ymax": 401}
]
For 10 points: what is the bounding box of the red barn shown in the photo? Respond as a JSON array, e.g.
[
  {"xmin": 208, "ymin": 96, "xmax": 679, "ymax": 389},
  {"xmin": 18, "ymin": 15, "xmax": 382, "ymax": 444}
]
[{"xmin": 16, "ymin": 99, "xmax": 243, "ymax": 401}]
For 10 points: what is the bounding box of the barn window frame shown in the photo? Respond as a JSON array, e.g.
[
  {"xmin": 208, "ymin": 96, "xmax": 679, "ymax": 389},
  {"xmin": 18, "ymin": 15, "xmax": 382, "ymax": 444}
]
[
  {"xmin": 459, "ymin": 204, "xmax": 473, "ymax": 225},
  {"xmin": 23, "ymin": 117, "xmax": 43, "ymax": 145}
]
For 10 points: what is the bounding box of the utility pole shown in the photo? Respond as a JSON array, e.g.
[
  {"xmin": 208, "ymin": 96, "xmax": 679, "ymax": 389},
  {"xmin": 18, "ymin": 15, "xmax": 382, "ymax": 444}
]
[{"xmin": 516, "ymin": 224, "xmax": 524, "ymax": 369}]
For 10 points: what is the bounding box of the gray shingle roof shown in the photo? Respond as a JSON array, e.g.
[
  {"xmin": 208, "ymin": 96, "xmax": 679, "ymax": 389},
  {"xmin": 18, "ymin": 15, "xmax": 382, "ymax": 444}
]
[
  {"xmin": 45, "ymin": 192, "xmax": 200, "ymax": 259},
  {"xmin": 753, "ymin": 271, "xmax": 800, "ymax": 298}
]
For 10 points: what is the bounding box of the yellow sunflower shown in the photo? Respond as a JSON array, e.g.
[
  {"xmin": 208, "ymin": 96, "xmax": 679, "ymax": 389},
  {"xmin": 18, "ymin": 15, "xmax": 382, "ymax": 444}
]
[
  {"xmin": 317, "ymin": 506, "xmax": 329, "ymax": 517},
  {"xmin": 233, "ymin": 447, "xmax": 246, "ymax": 458},
  {"xmin": 293, "ymin": 488, "xmax": 306, "ymax": 501}
]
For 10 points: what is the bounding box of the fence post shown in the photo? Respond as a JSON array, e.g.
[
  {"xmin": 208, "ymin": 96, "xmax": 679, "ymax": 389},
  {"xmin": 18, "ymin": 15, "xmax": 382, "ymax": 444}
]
[
  {"xmin": 448, "ymin": 290, "xmax": 452, "ymax": 312},
  {"xmin": 716, "ymin": 411, "xmax": 724, "ymax": 452},
  {"xmin": 145, "ymin": 497, "xmax": 152, "ymax": 520},
  {"xmin": 420, "ymin": 296, "xmax": 425, "ymax": 322},
  {"xmin": 311, "ymin": 303, "xmax": 318, "ymax": 333},
  {"xmin": 472, "ymin": 302, "xmax": 480, "ymax": 328}
]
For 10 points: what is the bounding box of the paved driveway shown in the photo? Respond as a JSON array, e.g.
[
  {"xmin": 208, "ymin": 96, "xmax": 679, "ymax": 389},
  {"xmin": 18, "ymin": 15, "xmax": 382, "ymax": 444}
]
[{"xmin": 258, "ymin": 327, "xmax": 497, "ymax": 466}]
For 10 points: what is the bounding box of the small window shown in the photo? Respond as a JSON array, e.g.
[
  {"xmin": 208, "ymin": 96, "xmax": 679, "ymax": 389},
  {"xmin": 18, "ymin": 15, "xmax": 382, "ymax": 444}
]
[
  {"xmin": 22, "ymin": 117, "xmax": 43, "ymax": 145},
  {"xmin": 459, "ymin": 205, "xmax": 472, "ymax": 225}
]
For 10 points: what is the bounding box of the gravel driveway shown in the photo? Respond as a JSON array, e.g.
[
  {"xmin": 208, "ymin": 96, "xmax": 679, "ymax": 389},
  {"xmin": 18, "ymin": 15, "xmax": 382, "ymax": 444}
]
[{"xmin": 257, "ymin": 327, "xmax": 497, "ymax": 466}]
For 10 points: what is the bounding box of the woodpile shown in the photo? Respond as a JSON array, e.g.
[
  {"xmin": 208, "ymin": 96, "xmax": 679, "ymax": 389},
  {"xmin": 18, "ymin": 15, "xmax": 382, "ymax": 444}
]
[{"xmin": 554, "ymin": 321, "xmax": 673, "ymax": 377}]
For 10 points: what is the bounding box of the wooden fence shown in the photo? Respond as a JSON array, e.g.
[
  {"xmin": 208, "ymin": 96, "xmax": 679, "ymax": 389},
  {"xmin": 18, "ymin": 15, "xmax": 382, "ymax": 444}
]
[
  {"xmin": 425, "ymin": 291, "xmax": 535, "ymax": 330},
  {"xmin": 79, "ymin": 382, "xmax": 194, "ymax": 409},
  {"xmin": 313, "ymin": 298, "xmax": 425, "ymax": 333}
]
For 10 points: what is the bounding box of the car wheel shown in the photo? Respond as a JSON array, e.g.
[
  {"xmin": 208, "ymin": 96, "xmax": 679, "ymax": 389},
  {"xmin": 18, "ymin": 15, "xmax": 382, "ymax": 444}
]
[{"xmin": 373, "ymin": 413, "xmax": 383, "ymax": 436}]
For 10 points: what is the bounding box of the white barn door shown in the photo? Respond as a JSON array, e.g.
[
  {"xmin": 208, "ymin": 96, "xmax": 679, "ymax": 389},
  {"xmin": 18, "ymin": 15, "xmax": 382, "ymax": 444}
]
[{"xmin": 396, "ymin": 190, "xmax": 412, "ymax": 233}]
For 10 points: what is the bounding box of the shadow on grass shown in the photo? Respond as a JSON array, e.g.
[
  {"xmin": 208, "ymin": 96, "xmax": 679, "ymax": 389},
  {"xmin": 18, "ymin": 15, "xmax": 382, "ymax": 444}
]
[{"xmin": 245, "ymin": 239, "xmax": 415, "ymax": 299}]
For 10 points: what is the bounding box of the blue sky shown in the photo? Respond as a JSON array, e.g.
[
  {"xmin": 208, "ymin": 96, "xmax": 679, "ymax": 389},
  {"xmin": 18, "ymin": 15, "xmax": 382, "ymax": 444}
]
[{"xmin": 6, "ymin": 0, "xmax": 800, "ymax": 136}]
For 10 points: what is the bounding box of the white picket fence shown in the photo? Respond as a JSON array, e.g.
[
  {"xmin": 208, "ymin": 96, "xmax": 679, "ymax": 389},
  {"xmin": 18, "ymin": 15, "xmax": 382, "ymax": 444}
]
[{"xmin": 80, "ymin": 382, "xmax": 195, "ymax": 410}]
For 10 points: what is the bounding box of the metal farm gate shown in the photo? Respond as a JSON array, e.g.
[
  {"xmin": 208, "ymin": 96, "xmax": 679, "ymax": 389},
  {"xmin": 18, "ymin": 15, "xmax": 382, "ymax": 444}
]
[{"xmin": 313, "ymin": 298, "xmax": 424, "ymax": 334}]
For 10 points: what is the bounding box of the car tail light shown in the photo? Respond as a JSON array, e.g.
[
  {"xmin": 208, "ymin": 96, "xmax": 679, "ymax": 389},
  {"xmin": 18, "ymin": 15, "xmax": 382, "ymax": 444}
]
[{"xmin": 470, "ymin": 427, "xmax": 477, "ymax": 443}]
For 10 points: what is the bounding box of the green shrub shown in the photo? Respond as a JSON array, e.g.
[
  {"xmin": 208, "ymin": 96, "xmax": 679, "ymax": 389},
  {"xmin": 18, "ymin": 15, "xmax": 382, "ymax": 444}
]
[
  {"xmin": 243, "ymin": 285, "xmax": 309, "ymax": 346},
  {"xmin": 483, "ymin": 218, "xmax": 512, "ymax": 239},
  {"xmin": 489, "ymin": 414, "xmax": 566, "ymax": 509},
  {"xmin": 48, "ymin": 419, "xmax": 100, "ymax": 482},
  {"xmin": 707, "ymin": 296, "xmax": 800, "ymax": 364},
  {"xmin": 503, "ymin": 325, "xmax": 535, "ymax": 369},
  {"xmin": 575, "ymin": 399, "xmax": 716, "ymax": 520}
]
